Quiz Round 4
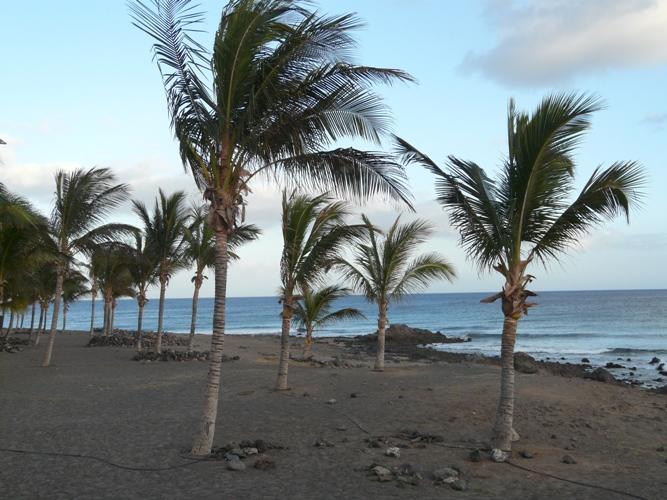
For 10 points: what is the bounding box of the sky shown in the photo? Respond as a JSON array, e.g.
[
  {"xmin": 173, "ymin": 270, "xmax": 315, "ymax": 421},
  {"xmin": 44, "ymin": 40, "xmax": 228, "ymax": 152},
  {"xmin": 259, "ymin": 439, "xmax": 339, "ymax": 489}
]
[{"xmin": 1, "ymin": 0, "xmax": 665, "ymax": 299}]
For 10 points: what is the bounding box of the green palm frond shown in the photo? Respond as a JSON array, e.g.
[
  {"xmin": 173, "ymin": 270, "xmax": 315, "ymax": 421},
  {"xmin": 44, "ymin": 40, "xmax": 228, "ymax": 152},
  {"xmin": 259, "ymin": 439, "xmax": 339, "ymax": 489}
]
[{"xmin": 293, "ymin": 284, "xmax": 364, "ymax": 331}]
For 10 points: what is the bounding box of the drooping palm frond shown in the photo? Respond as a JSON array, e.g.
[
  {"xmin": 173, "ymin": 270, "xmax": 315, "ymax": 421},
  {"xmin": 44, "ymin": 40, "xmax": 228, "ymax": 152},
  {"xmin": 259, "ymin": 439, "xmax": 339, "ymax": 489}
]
[{"xmin": 292, "ymin": 284, "xmax": 364, "ymax": 331}]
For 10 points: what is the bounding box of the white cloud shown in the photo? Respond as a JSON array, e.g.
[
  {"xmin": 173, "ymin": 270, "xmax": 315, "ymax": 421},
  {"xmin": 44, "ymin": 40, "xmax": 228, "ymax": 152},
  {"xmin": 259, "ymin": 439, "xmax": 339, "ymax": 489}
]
[{"xmin": 461, "ymin": 0, "xmax": 667, "ymax": 86}]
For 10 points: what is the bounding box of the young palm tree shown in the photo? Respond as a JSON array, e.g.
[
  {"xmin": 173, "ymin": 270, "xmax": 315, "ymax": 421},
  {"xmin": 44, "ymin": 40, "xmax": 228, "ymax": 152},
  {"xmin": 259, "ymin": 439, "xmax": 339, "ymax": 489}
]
[
  {"xmin": 396, "ymin": 92, "xmax": 646, "ymax": 452},
  {"xmin": 293, "ymin": 284, "xmax": 364, "ymax": 358},
  {"xmin": 126, "ymin": 232, "xmax": 158, "ymax": 350},
  {"xmin": 276, "ymin": 192, "xmax": 363, "ymax": 390},
  {"xmin": 131, "ymin": 0, "xmax": 412, "ymax": 455},
  {"xmin": 133, "ymin": 190, "xmax": 188, "ymax": 353},
  {"xmin": 91, "ymin": 242, "xmax": 134, "ymax": 336},
  {"xmin": 41, "ymin": 168, "xmax": 129, "ymax": 367},
  {"xmin": 183, "ymin": 204, "xmax": 260, "ymax": 351},
  {"xmin": 336, "ymin": 215, "xmax": 456, "ymax": 371},
  {"xmin": 61, "ymin": 270, "xmax": 89, "ymax": 333}
]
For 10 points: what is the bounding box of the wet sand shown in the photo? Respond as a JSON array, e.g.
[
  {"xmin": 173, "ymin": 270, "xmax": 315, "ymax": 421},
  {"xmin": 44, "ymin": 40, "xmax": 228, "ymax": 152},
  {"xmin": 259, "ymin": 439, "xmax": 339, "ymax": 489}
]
[{"xmin": 1, "ymin": 332, "xmax": 666, "ymax": 499}]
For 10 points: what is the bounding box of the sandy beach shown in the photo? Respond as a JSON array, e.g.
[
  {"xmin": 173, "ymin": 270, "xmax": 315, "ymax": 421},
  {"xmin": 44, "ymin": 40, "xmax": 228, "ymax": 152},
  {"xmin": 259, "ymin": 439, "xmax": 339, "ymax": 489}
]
[{"xmin": 1, "ymin": 332, "xmax": 665, "ymax": 499}]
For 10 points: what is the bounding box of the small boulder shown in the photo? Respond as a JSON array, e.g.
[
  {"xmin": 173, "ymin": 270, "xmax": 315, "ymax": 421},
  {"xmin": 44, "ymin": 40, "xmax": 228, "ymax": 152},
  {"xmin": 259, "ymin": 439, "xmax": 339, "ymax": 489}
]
[
  {"xmin": 227, "ymin": 460, "xmax": 246, "ymax": 471},
  {"xmin": 326, "ymin": 398, "xmax": 337, "ymax": 405},
  {"xmin": 562, "ymin": 455, "xmax": 577, "ymax": 464},
  {"xmin": 450, "ymin": 479, "xmax": 468, "ymax": 492},
  {"xmin": 242, "ymin": 447, "xmax": 258, "ymax": 456},
  {"xmin": 587, "ymin": 367, "xmax": 616, "ymax": 383},
  {"xmin": 520, "ymin": 450, "xmax": 534, "ymax": 459},
  {"xmin": 432, "ymin": 467, "xmax": 459, "ymax": 484},
  {"xmin": 371, "ymin": 465, "xmax": 393, "ymax": 482},
  {"xmin": 649, "ymin": 357, "xmax": 660, "ymax": 365},
  {"xmin": 490, "ymin": 449, "xmax": 508, "ymax": 463},
  {"xmin": 385, "ymin": 447, "xmax": 401, "ymax": 458},
  {"xmin": 581, "ymin": 357, "xmax": 590, "ymax": 363},
  {"xmin": 605, "ymin": 362, "xmax": 624, "ymax": 369},
  {"xmin": 514, "ymin": 352, "xmax": 539, "ymax": 374},
  {"xmin": 468, "ymin": 449, "xmax": 482, "ymax": 462}
]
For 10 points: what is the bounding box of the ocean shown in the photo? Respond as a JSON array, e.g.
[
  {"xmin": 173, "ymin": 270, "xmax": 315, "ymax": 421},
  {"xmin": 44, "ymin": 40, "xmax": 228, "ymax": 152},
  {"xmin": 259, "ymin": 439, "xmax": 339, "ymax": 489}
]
[{"xmin": 46, "ymin": 289, "xmax": 666, "ymax": 386}]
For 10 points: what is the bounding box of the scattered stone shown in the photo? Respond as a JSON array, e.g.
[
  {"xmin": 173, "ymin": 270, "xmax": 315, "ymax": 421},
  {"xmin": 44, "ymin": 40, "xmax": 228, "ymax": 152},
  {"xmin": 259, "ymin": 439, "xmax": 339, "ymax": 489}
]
[
  {"xmin": 562, "ymin": 455, "xmax": 577, "ymax": 464},
  {"xmin": 514, "ymin": 352, "xmax": 539, "ymax": 374},
  {"xmin": 581, "ymin": 358, "xmax": 590, "ymax": 363},
  {"xmin": 226, "ymin": 460, "xmax": 246, "ymax": 471},
  {"xmin": 657, "ymin": 363, "xmax": 665, "ymax": 371},
  {"xmin": 371, "ymin": 465, "xmax": 393, "ymax": 482},
  {"xmin": 223, "ymin": 452, "xmax": 241, "ymax": 461},
  {"xmin": 490, "ymin": 449, "xmax": 508, "ymax": 463},
  {"xmin": 336, "ymin": 425, "xmax": 348, "ymax": 431},
  {"xmin": 656, "ymin": 446, "xmax": 665, "ymax": 452},
  {"xmin": 314, "ymin": 439, "xmax": 335, "ymax": 448},
  {"xmin": 450, "ymin": 479, "xmax": 468, "ymax": 491},
  {"xmin": 385, "ymin": 447, "xmax": 401, "ymax": 458},
  {"xmin": 649, "ymin": 357, "xmax": 661, "ymax": 365},
  {"xmin": 605, "ymin": 362, "xmax": 624, "ymax": 369},
  {"xmin": 254, "ymin": 457, "xmax": 276, "ymax": 470},
  {"xmin": 587, "ymin": 367, "xmax": 616, "ymax": 383},
  {"xmin": 0, "ymin": 338, "xmax": 29, "ymax": 353},
  {"xmin": 520, "ymin": 450, "xmax": 534, "ymax": 459},
  {"xmin": 468, "ymin": 449, "xmax": 482, "ymax": 462},
  {"xmin": 432, "ymin": 467, "xmax": 459, "ymax": 484},
  {"xmin": 242, "ymin": 447, "xmax": 258, "ymax": 456},
  {"xmin": 397, "ymin": 429, "xmax": 444, "ymax": 444},
  {"xmin": 326, "ymin": 398, "xmax": 337, "ymax": 405},
  {"xmin": 350, "ymin": 392, "xmax": 358, "ymax": 398}
]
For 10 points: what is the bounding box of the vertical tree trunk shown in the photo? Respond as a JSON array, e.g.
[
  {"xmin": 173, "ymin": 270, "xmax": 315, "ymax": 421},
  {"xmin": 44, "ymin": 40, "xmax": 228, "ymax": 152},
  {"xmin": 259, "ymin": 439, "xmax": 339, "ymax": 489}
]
[
  {"xmin": 191, "ymin": 229, "xmax": 229, "ymax": 456},
  {"xmin": 89, "ymin": 290, "xmax": 96, "ymax": 336},
  {"xmin": 20, "ymin": 313, "xmax": 25, "ymax": 330},
  {"xmin": 374, "ymin": 300, "xmax": 387, "ymax": 371},
  {"xmin": 102, "ymin": 300, "xmax": 108, "ymax": 336},
  {"xmin": 493, "ymin": 316, "xmax": 519, "ymax": 451},
  {"xmin": 4, "ymin": 311, "xmax": 14, "ymax": 338},
  {"xmin": 28, "ymin": 302, "xmax": 36, "ymax": 338},
  {"xmin": 275, "ymin": 298, "xmax": 293, "ymax": 391},
  {"xmin": 136, "ymin": 297, "xmax": 145, "ymax": 351},
  {"xmin": 302, "ymin": 324, "xmax": 314, "ymax": 358},
  {"xmin": 110, "ymin": 300, "xmax": 116, "ymax": 334},
  {"xmin": 156, "ymin": 276, "xmax": 166, "ymax": 354},
  {"xmin": 33, "ymin": 304, "xmax": 45, "ymax": 345},
  {"xmin": 63, "ymin": 304, "xmax": 68, "ymax": 334},
  {"xmin": 188, "ymin": 276, "xmax": 202, "ymax": 352},
  {"xmin": 42, "ymin": 266, "xmax": 64, "ymax": 367}
]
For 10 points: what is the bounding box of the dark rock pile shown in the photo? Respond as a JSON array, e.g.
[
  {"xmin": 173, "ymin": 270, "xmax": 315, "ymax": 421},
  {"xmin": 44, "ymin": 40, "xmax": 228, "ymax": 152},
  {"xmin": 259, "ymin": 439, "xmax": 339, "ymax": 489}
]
[
  {"xmin": 132, "ymin": 350, "xmax": 239, "ymax": 362},
  {"xmin": 0, "ymin": 337, "xmax": 30, "ymax": 353},
  {"xmin": 87, "ymin": 331, "xmax": 189, "ymax": 348},
  {"xmin": 356, "ymin": 324, "xmax": 469, "ymax": 346}
]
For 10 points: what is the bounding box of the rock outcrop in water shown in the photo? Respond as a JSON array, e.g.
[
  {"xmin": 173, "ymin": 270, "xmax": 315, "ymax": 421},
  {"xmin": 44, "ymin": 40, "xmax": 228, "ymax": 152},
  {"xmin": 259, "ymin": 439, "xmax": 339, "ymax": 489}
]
[{"xmin": 356, "ymin": 324, "xmax": 470, "ymax": 346}]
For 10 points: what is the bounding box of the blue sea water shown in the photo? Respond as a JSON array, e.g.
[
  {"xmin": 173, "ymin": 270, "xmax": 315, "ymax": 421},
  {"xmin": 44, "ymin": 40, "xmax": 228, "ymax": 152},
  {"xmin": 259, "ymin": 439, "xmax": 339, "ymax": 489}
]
[{"xmin": 51, "ymin": 289, "xmax": 666, "ymax": 386}]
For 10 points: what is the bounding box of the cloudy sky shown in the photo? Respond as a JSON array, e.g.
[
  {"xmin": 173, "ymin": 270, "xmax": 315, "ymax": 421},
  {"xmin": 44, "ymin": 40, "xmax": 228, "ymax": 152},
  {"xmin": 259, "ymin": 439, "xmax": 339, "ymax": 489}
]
[{"xmin": 1, "ymin": 0, "xmax": 665, "ymax": 298}]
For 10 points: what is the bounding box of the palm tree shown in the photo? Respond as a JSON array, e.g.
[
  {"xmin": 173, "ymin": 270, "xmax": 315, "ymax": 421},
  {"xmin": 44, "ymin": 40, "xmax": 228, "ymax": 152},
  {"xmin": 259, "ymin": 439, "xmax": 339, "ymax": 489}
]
[
  {"xmin": 131, "ymin": 0, "xmax": 413, "ymax": 455},
  {"xmin": 336, "ymin": 215, "xmax": 456, "ymax": 371},
  {"xmin": 396, "ymin": 92, "xmax": 646, "ymax": 452},
  {"xmin": 183, "ymin": 204, "xmax": 260, "ymax": 351},
  {"xmin": 126, "ymin": 232, "xmax": 158, "ymax": 350},
  {"xmin": 293, "ymin": 284, "xmax": 364, "ymax": 358},
  {"xmin": 91, "ymin": 242, "xmax": 134, "ymax": 336},
  {"xmin": 61, "ymin": 270, "xmax": 89, "ymax": 333},
  {"xmin": 276, "ymin": 192, "xmax": 363, "ymax": 390},
  {"xmin": 132, "ymin": 189, "xmax": 189, "ymax": 353},
  {"xmin": 41, "ymin": 168, "xmax": 129, "ymax": 366},
  {"xmin": 86, "ymin": 263, "xmax": 99, "ymax": 336}
]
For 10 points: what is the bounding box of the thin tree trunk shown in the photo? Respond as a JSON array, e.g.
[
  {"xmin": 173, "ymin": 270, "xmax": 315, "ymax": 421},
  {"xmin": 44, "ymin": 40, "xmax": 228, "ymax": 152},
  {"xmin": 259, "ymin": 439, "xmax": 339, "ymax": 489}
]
[
  {"xmin": 33, "ymin": 304, "xmax": 45, "ymax": 345},
  {"xmin": 4, "ymin": 311, "xmax": 14, "ymax": 338},
  {"xmin": 191, "ymin": 229, "xmax": 229, "ymax": 456},
  {"xmin": 20, "ymin": 313, "xmax": 25, "ymax": 330},
  {"xmin": 493, "ymin": 316, "xmax": 519, "ymax": 451},
  {"xmin": 156, "ymin": 276, "xmax": 166, "ymax": 354},
  {"xmin": 102, "ymin": 300, "xmax": 108, "ymax": 336},
  {"xmin": 188, "ymin": 276, "xmax": 202, "ymax": 352},
  {"xmin": 302, "ymin": 324, "xmax": 314, "ymax": 358},
  {"xmin": 275, "ymin": 298, "xmax": 293, "ymax": 390},
  {"xmin": 136, "ymin": 299, "xmax": 145, "ymax": 351},
  {"xmin": 89, "ymin": 291, "xmax": 96, "ymax": 336},
  {"xmin": 42, "ymin": 265, "xmax": 64, "ymax": 367},
  {"xmin": 374, "ymin": 300, "xmax": 387, "ymax": 371},
  {"xmin": 63, "ymin": 304, "xmax": 68, "ymax": 334},
  {"xmin": 110, "ymin": 300, "xmax": 116, "ymax": 334},
  {"xmin": 28, "ymin": 302, "xmax": 36, "ymax": 338}
]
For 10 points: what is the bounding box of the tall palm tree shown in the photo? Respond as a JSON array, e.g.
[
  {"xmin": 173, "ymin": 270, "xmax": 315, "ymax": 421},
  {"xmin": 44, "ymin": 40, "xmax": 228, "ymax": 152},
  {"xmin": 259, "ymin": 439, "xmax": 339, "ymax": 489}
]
[
  {"xmin": 293, "ymin": 284, "xmax": 364, "ymax": 358},
  {"xmin": 183, "ymin": 204, "xmax": 260, "ymax": 351},
  {"xmin": 41, "ymin": 168, "xmax": 129, "ymax": 366},
  {"xmin": 132, "ymin": 189, "xmax": 189, "ymax": 353},
  {"xmin": 396, "ymin": 92, "xmax": 646, "ymax": 452},
  {"xmin": 91, "ymin": 242, "xmax": 134, "ymax": 336},
  {"xmin": 126, "ymin": 232, "xmax": 158, "ymax": 350},
  {"xmin": 336, "ymin": 215, "xmax": 456, "ymax": 371},
  {"xmin": 86, "ymin": 263, "xmax": 99, "ymax": 336},
  {"xmin": 276, "ymin": 192, "xmax": 362, "ymax": 390},
  {"xmin": 131, "ymin": 0, "xmax": 413, "ymax": 455}
]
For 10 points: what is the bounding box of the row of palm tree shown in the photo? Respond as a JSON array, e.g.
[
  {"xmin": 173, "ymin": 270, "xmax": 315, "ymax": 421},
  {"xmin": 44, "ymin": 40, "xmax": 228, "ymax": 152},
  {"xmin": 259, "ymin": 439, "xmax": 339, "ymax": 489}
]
[{"xmin": 130, "ymin": 0, "xmax": 646, "ymax": 457}]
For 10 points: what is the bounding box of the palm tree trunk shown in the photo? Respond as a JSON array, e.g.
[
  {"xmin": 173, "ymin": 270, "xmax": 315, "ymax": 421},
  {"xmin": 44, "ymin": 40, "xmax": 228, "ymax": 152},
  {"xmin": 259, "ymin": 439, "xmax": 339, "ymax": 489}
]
[
  {"xmin": 63, "ymin": 304, "xmax": 68, "ymax": 334},
  {"xmin": 42, "ymin": 265, "xmax": 65, "ymax": 367},
  {"xmin": 493, "ymin": 316, "xmax": 519, "ymax": 451},
  {"xmin": 4, "ymin": 311, "xmax": 14, "ymax": 338},
  {"xmin": 275, "ymin": 298, "xmax": 293, "ymax": 391},
  {"xmin": 191, "ymin": 229, "xmax": 229, "ymax": 456},
  {"xmin": 89, "ymin": 291, "xmax": 96, "ymax": 336},
  {"xmin": 302, "ymin": 324, "xmax": 314, "ymax": 358},
  {"xmin": 33, "ymin": 304, "xmax": 45, "ymax": 345},
  {"xmin": 374, "ymin": 300, "xmax": 387, "ymax": 371},
  {"xmin": 188, "ymin": 276, "xmax": 202, "ymax": 352},
  {"xmin": 156, "ymin": 276, "xmax": 166, "ymax": 354},
  {"xmin": 28, "ymin": 302, "xmax": 36, "ymax": 338},
  {"xmin": 136, "ymin": 298, "xmax": 145, "ymax": 351},
  {"xmin": 110, "ymin": 300, "xmax": 116, "ymax": 334},
  {"xmin": 20, "ymin": 313, "xmax": 25, "ymax": 330}
]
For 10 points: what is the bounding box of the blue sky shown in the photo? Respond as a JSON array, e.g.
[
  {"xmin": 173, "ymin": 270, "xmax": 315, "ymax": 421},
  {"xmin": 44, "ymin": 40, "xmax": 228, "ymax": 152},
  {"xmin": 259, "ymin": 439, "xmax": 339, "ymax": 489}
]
[{"xmin": 1, "ymin": 0, "xmax": 666, "ymax": 298}]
